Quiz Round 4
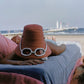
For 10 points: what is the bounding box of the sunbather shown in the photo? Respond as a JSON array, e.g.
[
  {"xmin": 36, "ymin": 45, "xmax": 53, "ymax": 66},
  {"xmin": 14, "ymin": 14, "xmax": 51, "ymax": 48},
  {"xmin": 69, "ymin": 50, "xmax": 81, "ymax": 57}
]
[
  {"xmin": 0, "ymin": 24, "xmax": 66, "ymax": 65},
  {"xmin": 67, "ymin": 56, "xmax": 84, "ymax": 84}
]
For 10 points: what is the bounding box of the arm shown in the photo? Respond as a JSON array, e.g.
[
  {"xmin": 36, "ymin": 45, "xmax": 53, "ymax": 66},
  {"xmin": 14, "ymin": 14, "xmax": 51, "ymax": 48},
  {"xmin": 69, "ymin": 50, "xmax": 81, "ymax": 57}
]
[
  {"xmin": 0, "ymin": 51, "xmax": 44, "ymax": 65},
  {"xmin": 46, "ymin": 41, "xmax": 66, "ymax": 56},
  {"xmin": 0, "ymin": 52, "xmax": 23, "ymax": 65},
  {"xmin": 0, "ymin": 59, "xmax": 44, "ymax": 65}
]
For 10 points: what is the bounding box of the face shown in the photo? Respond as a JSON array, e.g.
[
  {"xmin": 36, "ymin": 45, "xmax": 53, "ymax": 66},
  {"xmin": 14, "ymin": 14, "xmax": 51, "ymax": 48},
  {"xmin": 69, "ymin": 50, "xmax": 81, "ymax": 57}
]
[{"xmin": 70, "ymin": 65, "xmax": 84, "ymax": 84}]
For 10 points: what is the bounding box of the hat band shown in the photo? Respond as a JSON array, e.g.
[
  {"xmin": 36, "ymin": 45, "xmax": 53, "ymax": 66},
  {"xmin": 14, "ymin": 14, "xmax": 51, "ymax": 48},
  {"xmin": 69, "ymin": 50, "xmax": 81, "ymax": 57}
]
[{"xmin": 19, "ymin": 39, "xmax": 47, "ymax": 57}]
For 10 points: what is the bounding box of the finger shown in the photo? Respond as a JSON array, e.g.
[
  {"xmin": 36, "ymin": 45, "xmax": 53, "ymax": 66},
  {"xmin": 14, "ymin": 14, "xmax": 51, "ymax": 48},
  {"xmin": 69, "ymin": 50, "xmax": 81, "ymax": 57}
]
[
  {"xmin": 23, "ymin": 59, "xmax": 44, "ymax": 65},
  {"xmin": 20, "ymin": 61, "xmax": 32, "ymax": 65},
  {"xmin": 33, "ymin": 60, "xmax": 44, "ymax": 64},
  {"xmin": 22, "ymin": 63, "xmax": 32, "ymax": 65},
  {"xmin": 25, "ymin": 60, "xmax": 37, "ymax": 65}
]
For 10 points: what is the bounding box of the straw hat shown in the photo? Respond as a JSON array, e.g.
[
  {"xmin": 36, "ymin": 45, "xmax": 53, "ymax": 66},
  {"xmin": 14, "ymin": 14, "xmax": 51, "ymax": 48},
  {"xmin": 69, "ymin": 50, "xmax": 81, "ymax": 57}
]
[{"xmin": 15, "ymin": 24, "xmax": 51, "ymax": 59}]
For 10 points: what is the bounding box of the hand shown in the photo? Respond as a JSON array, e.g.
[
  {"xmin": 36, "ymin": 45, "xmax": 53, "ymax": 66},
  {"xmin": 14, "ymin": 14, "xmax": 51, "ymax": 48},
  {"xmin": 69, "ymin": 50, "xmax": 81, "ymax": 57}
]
[
  {"xmin": 0, "ymin": 59, "xmax": 44, "ymax": 65},
  {"xmin": 18, "ymin": 59, "xmax": 44, "ymax": 65}
]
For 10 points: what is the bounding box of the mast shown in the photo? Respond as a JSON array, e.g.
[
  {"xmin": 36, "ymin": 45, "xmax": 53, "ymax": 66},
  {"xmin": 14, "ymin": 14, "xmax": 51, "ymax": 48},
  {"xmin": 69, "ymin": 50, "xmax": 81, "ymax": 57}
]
[
  {"xmin": 60, "ymin": 22, "xmax": 62, "ymax": 29},
  {"xmin": 56, "ymin": 21, "xmax": 59, "ymax": 29}
]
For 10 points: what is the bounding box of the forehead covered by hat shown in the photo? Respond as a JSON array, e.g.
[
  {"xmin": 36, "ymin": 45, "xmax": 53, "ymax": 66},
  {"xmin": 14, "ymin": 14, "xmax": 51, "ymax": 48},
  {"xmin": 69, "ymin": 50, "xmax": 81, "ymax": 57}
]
[{"xmin": 15, "ymin": 24, "xmax": 51, "ymax": 59}]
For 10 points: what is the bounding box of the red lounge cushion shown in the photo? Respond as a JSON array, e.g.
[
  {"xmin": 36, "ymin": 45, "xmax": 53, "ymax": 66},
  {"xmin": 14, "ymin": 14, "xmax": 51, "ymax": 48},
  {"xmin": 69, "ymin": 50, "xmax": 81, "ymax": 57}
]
[{"xmin": 0, "ymin": 72, "xmax": 43, "ymax": 84}]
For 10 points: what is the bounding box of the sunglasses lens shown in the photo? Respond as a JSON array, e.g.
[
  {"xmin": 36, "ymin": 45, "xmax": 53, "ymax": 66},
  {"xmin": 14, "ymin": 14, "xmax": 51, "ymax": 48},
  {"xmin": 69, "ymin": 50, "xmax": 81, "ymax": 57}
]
[
  {"xmin": 23, "ymin": 49, "xmax": 31, "ymax": 55},
  {"xmin": 36, "ymin": 49, "xmax": 45, "ymax": 55}
]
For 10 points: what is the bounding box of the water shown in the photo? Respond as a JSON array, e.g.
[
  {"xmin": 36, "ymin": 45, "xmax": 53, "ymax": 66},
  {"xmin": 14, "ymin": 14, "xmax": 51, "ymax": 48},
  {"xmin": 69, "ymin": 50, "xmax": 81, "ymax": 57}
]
[
  {"xmin": 0, "ymin": 28, "xmax": 84, "ymax": 35},
  {"xmin": 63, "ymin": 28, "xmax": 84, "ymax": 34},
  {"xmin": 44, "ymin": 28, "xmax": 84, "ymax": 35},
  {"xmin": 0, "ymin": 29, "xmax": 23, "ymax": 34}
]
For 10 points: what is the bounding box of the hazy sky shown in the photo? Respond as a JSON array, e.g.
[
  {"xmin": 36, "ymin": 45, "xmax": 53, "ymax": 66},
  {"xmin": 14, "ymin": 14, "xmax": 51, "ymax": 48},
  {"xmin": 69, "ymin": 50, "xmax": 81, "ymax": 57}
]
[{"xmin": 0, "ymin": 0, "xmax": 84, "ymax": 30}]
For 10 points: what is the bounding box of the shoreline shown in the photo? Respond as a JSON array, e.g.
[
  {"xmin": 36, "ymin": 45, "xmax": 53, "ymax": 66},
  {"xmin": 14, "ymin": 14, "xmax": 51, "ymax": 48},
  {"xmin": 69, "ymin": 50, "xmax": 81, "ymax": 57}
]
[{"xmin": 3, "ymin": 33, "xmax": 84, "ymax": 56}]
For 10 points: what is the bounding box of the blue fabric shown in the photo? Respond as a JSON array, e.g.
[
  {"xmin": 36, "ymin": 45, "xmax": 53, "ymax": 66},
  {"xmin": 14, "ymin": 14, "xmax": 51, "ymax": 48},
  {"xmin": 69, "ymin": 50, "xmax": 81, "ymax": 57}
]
[
  {"xmin": 0, "ymin": 68, "xmax": 48, "ymax": 83},
  {"xmin": 0, "ymin": 44, "xmax": 81, "ymax": 84}
]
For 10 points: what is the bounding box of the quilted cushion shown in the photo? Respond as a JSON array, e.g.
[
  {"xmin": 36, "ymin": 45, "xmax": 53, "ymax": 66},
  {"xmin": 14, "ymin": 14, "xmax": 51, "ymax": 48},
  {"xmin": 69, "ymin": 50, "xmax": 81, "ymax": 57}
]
[{"xmin": 0, "ymin": 34, "xmax": 17, "ymax": 59}]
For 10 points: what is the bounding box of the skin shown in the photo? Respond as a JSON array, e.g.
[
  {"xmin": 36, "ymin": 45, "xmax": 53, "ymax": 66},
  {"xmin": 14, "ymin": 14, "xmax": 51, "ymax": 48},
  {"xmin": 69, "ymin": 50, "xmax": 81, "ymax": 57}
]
[
  {"xmin": 70, "ymin": 64, "xmax": 84, "ymax": 84},
  {"xmin": 0, "ymin": 41, "xmax": 66, "ymax": 65},
  {"xmin": 11, "ymin": 35, "xmax": 21, "ymax": 44},
  {"xmin": 46, "ymin": 41, "xmax": 66, "ymax": 55}
]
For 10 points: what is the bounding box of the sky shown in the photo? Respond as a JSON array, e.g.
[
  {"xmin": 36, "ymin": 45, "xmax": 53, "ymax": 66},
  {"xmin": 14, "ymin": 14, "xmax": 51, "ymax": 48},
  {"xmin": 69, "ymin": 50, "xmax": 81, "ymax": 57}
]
[{"xmin": 0, "ymin": 0, "xmax": 84, "ymax": 30}]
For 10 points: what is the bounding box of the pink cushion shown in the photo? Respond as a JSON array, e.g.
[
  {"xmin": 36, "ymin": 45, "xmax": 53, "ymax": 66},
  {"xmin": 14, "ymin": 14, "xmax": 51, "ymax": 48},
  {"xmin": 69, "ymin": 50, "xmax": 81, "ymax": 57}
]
[
  {"xmin": 0, "ymin": 34, "xmax": 17, "ymax": 59},
  {"xmin": 0, "ymin": 72, "xmax": 43, "ymax": 84}
]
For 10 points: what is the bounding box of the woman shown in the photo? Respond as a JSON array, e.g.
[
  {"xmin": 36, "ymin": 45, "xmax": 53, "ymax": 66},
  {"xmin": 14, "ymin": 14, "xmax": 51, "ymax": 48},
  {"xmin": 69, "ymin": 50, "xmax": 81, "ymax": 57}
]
[{"xmin": 0, "ymin": 24, "xmax": 66, "ymax": 65}]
